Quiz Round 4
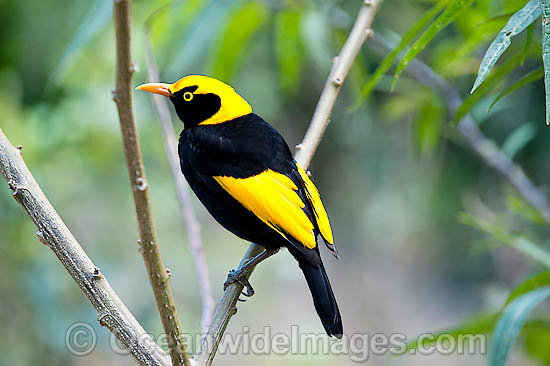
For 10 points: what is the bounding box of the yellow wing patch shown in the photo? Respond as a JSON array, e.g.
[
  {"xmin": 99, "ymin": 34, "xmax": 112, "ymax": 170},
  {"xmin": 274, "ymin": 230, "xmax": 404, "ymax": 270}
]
[
  {"xmin": 213, "ymin": 170, "xmax": 317, "ymax": 249},
  {"xmin": 296, "ymin": 164, "xmax": 334, "ymax": 245}
]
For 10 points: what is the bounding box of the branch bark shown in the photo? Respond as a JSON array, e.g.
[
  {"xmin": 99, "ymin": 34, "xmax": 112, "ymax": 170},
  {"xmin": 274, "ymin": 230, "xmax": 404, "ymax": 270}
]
[
  {"xmin": 197, "ymin": 1, "xmax": 384, "ymax": 364},
  {"xmin": 112, "ymin": 1, "xmax": 190, "ymax": 365},
  {"xmin": 0, "ymin": 128, "xmax": 171, "ymax": 366},
  {"xmin": 370, "ymin": 35, "xmax": 550, "ymax": 221},
  {"xmin": 143, "ymin": 29, "xmax": 215, "ymax": 335},
  {"xmin": 196, "ymin": 244, "xmax": 264, "ymax": 365}
]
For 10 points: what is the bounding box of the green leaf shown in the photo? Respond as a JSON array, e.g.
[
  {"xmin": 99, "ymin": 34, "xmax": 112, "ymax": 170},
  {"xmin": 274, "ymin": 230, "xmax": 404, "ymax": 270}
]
[
  {"xmin": 501, "ymin": 121, "xmax": 537, "ymax": 158},
  {"xmin": 540, "ymin": 0, "xmax": 550, "ymax": 125},
  {"xmin": 489, "ymin": 67, "xmax": 543, "ymax": 111},
  {"xmin": 209, "ymin": 2, "xmax": 268, "ymax": 81},
  {"xmin": 522, "ymin": 320, "xmax": 550, "ymax": 364},
  {"xmin": 505, "ymin": 272, "xmax": 550, "ymax": 306},
  {"xmin": 454, "ymin": 50, "xmax": 525, "ymax": 125},
  {"xmin": 459, "ymin": 213, "xmax": 550, "ymax": 268},
  {"xmin": 47, "ymin": 0, "xmax": 111, "ymax": 87},
  {"xmin": 392, "ymin": 0, "xmax": 476, "ymax": 90},
  {"xmin": 167, "ymin": 0, "xmax": 237, "ymax": 76},
  {"xmin": 490, "ymin": 287, "xmax": 550, "ymax": 366},
  {"xmin": 413, "ymin": 101, "xmax": 444, "ymax": 154},
  {"xmin": 148, "ymin": 0, "xmax": 208, "ymax": 47},
  {"xmin": 435, "ymin": 17, "xmax": 507, "ymax": 76},
  {"xmin": 406, "ymin": 313, "xmax": 499, "ymax": 351},
  {"xmin": 406, "ymin": 273, "xmax": 550, "ymax": 357},
  {"xmin": 275, "ymin": 10, "xmax": 304, "ymax": 96},
  {"xmin": 521, "ymin": 22, "xmax": 535, "ymax": 65},
  {"xmin": 349, "ymin": 0, "xmax": 449, "ymax": 110},
  {"xmin": 489, "ymin": 0, "xmax": 529, "ymax": 17},
  {"xmin": 300, "ymin": 8, "xmax": 333, "ymax": 74},
  {"xmin": 506, "ymin": 194, "xmax": 547, "ymax": 225},
  {"xmin": 470, "ymin": 0, "xmax": 540, "ymax": 94}
]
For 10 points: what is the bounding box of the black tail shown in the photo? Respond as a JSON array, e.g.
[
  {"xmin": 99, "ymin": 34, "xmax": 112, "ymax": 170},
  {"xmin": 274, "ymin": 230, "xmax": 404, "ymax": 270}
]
[{"xmin": 299, "ymin": 260, "xmax": 343, "ymax": 338}]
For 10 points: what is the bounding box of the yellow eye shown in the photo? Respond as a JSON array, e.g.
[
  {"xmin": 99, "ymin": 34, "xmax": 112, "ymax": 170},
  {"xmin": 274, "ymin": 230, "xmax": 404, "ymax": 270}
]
[{"xmin": 183, "ymin": 92, "xmax": 194, "ymax": 102}]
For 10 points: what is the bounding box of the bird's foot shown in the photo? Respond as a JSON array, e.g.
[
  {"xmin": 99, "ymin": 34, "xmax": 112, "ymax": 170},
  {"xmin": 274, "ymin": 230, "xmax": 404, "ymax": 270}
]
[{"xmin": 224, "ymin": 269, "xmax": 255, "ymax": 298}]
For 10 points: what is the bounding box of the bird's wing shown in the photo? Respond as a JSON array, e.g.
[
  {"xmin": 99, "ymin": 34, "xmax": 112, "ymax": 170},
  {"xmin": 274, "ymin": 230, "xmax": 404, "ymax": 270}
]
[
  {"xmin": 213, "ymin": 169, "xmax": 317, "ymax": 249},
  {"xmin": 295, "ymin": 163, "xmax": 334, "ymax": 247}
]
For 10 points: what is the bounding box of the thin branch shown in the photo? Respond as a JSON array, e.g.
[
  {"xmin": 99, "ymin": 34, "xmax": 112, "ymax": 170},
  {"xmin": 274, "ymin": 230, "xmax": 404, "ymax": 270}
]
[
  {"xmin": 112, "ymin": 1, "xmax": 190, "ymax": 365},
  {"xmin": 197, "ymin": 1, "xmax": 384, "ymax": 364},
  {"xmin": 370, "ymin": 35, "xmax": 550, "ymax": 221},
  {"xmin": 196, "ymin": 244, "xmax": 264, "ymax": 365},
  {"xmin": 143, "ymin": 29, "xmax": 215, "ymax": 335},
  {"xmin": 0, "ymin": 128, "xmax": 171, "ymax": 366},
  {"xmin": 294, "ymin": 0, "xmax": 383, "ymax": 168}
]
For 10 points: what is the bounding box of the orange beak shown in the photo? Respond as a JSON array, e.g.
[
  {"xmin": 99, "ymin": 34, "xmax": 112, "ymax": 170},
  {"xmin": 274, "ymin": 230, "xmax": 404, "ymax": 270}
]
[{"xmin": 135, "ymin": 83, "xmax": 172, "ymax": 97}]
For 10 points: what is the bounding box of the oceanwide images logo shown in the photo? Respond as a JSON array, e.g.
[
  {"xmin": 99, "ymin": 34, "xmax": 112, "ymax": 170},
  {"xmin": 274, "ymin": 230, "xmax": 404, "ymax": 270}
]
[{"xmin": 65, "ymin": 323, "xmax": 487, "ymax": 362}]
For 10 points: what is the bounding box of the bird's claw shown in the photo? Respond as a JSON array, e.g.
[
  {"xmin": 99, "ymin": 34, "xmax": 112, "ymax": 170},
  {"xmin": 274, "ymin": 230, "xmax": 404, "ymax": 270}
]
[{"xmin": 224, "ymin": 269, "xmax": 255, "ymax": 298}]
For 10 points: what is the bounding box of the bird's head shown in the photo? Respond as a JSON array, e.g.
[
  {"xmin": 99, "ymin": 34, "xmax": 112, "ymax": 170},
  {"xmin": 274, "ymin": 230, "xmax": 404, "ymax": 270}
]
[{"xmin": 136, "ymin": 75, "xmax": 252, "ymax": 128}]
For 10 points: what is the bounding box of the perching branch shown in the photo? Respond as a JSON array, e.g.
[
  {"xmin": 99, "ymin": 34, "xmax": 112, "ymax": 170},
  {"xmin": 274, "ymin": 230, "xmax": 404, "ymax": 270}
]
[
  {"xmin": 143, "ymin": 28, "xmax": 215, "ymax": 335},
  {"xmin": 197, "ymin": 1, "xmax": 384, "ymax": 364},
  {"xmin": 112, "ymin": 1, "xmax": 190, "ymax": 365},
  {"xmin": 0, "ymin": 128, "xmax": 171, "ymax": 366},
  {"xmin": 370, "ymin": 34, "xmax": 550, "ymax": 221},
  {"xmin": 196, "ymin": 244, "xmax": 264, "ymax": 365}
]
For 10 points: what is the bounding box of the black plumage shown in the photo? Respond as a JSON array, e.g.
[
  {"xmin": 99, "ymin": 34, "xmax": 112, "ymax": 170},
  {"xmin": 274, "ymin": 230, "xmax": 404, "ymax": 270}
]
[
  {"xmin": 178, "ymin": 113, "xmax": 342, "ymax": 337},
  {"xmin": 137, "ymin": 75, "xmax": 343, "ymax": 337}
]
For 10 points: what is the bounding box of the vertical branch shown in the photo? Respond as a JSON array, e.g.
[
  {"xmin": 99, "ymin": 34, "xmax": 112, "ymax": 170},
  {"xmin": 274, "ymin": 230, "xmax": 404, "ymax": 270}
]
[
  {"xmin": 198, "ymin": 1, "xmax": 384, "ymax": 365},
  {"xmin": 112, "ymin": 1, "xmax": 190, "ymax": 365},
  {"xmin": 143, "ymin": 29, "xmax": 215, "ymax": 335},
  {"xmin": 0, "ymin": 128, "xmax": 171, "ymax": 366}
]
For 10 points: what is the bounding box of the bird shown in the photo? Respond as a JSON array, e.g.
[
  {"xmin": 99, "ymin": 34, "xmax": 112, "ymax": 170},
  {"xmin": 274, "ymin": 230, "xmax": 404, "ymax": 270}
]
[{"xmin": 136, "ymin": 75, "xmax": 343, "ymax": 338}]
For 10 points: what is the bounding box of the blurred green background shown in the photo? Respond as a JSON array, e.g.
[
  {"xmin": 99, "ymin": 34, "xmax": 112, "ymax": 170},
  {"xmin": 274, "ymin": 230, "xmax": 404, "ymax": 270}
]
[{"xmin": 0, "ymin": 0, "xmax": 549, "ymax": 365}]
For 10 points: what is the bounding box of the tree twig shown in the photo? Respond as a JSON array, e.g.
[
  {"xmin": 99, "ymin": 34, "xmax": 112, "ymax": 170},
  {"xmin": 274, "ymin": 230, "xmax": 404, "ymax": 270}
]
[
  {"xmin": 0, "ymin": 128, "xmax": 171, "ymax": 366},
  {"xmin": 112, "ymin": 1, "xmax": 190, "ymax": 365},
  {"xmin": 369, "ymin": 34, "xmax": 550, "ymax": 221},
  {"xmin": 196, "ymin": 244, "xmax": 264, "ymax": 365},
  {"xmin": 143, "ymin": 28, "xmax": 215, "ymax": 335},
  {"xmin": 197, "ymin": 1, "xmax": 383, "ymax": 364}
]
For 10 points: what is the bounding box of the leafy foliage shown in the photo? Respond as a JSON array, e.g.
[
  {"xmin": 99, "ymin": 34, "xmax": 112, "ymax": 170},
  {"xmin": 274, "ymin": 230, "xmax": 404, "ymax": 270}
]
[
  {"xmin": 491, "ymin": 287, "xmax": 550, "ymax": 366},
  {"xmin": 540, "ymin": 0, "xmax": 550, "ymax": 125},
  {"xmin": 209, "ymin": 2, "xmax": 268, "ymax": 81},
  {"xmin": 501, "ymin": 121, "xmax": 538, "ymax": 158},
  {"xmin": 454, "ymin": 49, "xmax": 527, "ymax": 124},
  {"xmin": 350, "ymin": 0, "xmax": 449, "ymax": 109},
  {"xmin": 459, "ymin": 212, "xmax": 550, "ymax": 268},
  {"xmin": 488, "ymin": 67, "xmax": 543, "ymax": 111},
  {"xmin": 505, "ymin": 272, "xmax": 550, "ymax": 306},
  {"xmin": 391, "ymin": 0, "xmax": 476, "ymax": 90},
  {"xmin": 275, "ymin": 10, "xmax": 305, "ymax": 96},
  {"xmin": 470, "ymin": 0, "xmax": 540, "ymax": 93},
  {"xmin": 47, "ymin": 0, "xmax": 112, "ymax": 88}
]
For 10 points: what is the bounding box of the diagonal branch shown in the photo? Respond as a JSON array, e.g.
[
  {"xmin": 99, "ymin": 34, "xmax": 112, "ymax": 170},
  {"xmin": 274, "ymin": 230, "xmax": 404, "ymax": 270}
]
[
  {"xmin": 112, "ymin": 1, "xmax": 190, "ymax": 365},
  {"xmin": 143, "ymin": 28, "xmax": 215, "ymax": 335},
  {"xmin": 369, "ymin": 34, "xmax": 550, "ymax": 221},
  {"xmin": 0, "ymin": 128, "xmax": 171, "ymax": 366},
  {"xmin": 197, "ymin": 1, "xmax": 384, "ymax": 364},
  {"xmin": 196, "ymin": 244, "xmax": 264, "ymax": 365}
]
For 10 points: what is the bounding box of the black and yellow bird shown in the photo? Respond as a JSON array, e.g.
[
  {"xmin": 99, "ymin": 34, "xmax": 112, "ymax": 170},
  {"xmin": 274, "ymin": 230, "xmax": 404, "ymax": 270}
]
[{"xmin": 137, "ymin": 75, "xmax": 342, "ymax": 338}]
